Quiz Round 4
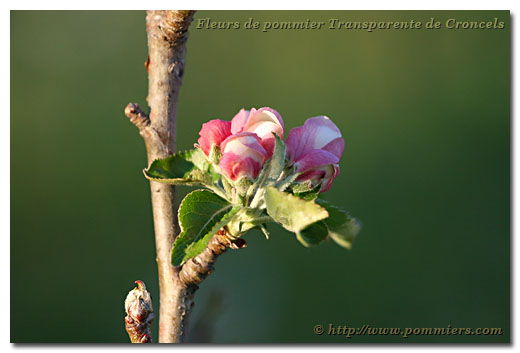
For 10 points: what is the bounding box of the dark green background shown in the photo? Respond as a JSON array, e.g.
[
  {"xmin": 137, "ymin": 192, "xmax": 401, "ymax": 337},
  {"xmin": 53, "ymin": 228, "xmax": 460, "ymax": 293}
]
[{"xmin": 11, "ymin": 10, "xmax": 510, "ymax": 343}]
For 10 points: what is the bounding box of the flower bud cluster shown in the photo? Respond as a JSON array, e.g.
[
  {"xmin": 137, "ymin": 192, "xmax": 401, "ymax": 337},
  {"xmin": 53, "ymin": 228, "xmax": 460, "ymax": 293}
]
[{"xmin": 197, "ymin": 107, "xmax": 344, "ymax": 193}]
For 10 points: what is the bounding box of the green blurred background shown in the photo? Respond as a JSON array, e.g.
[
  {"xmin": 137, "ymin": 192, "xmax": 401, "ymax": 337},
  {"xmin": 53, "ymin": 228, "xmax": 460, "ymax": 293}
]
[{"xmin": 11, "ymin": 10, "xmax": 509, "ymax": 343}]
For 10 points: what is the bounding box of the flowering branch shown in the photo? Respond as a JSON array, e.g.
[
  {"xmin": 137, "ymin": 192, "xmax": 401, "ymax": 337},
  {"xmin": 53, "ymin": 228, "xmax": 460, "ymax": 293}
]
[{"xmin": 124, "ymin": 9, "xmax": 361, "ymax": 345}]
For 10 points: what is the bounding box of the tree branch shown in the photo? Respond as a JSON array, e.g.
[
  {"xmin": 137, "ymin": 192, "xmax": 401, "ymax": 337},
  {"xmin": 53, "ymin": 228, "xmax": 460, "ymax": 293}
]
[
  {"xmin": 180, "ymin": 230, "xmax": 246, "ymax": 286},
  {"xmin": 124, "ymin": 10, "xmax": 249, "ymax": 343},
  {"xmin": 124, "ymin": 10, "xmax": 195, "ymax": 343}
]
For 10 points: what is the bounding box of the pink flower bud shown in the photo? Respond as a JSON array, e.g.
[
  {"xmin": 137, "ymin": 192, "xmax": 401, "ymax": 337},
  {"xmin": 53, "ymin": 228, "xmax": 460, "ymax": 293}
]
[
  {"xmin": 197, "ymin": 119, "xmax": 232, "ymax": 156},
  {"xmin": 286, "ymin": 116, "xmax": 345, "ymax": 192},
  {"xmin": 231, "ymin": 107, "xmax": 284, "ymax": 156},
  {"xmin": 219, "ymin": 132, "xmax": 268, "ymax": 181},
  {"xmin": 294, "ymin": 150, "xmax": 340, "ymax": 192}
]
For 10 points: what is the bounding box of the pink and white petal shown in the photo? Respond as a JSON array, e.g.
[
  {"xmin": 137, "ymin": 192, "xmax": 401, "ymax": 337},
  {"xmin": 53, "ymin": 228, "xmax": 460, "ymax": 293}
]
[
  {"xmin": 196, "ymin": 137, "xmax": 209, "ymax": 155},
  {"xmin": 302, "ymin": 116, "xmax": 342, "ymax": 150},
  {"xmin": 219, "ymin": 153, "xmax": 262, "ymax": 181},
  {"xmin": 220, "ymin": 132, "xmax": 267, "ymax": 164},
  {"xmin": 230, "ymin": 109, "xmax": 250, "ymax": 134},
  {"xmin": 259, "ymin": 136, "xmax": 276, "ymax": 158},
  {"xmin": 294, "ymin": 149, "xmax": 339, "ymax": 174},
  {"xmin": 232, "ymin": 156, "xmax": 262, "ymax": 180},
  {"xmin": 197, "ymin": 119, "xmax": 232, "ymax": 156},
  {"xmin": 296, "ymin": 163, "xmax": 340, "ymax": 192},
  {"xmin": 252, "ymin": 107, "xmax": 284, "ymax": 133},
  {"xmin": 319, "ymin": 164, "xmax": 340, "ymax": 192},
  {"xmin": 219, "ymin": 153, "xmax": 240, "ymax": 180},
  {"xmin": 247, "ymin": 121, "xmax": 283, "ymax": 140},
  {"xmin": 321, "ymin": 137, "xmax": 345, "ymax": 160},
  {"xmin": 286, "ymin": 125, "xmax": 311, "ymax": 163},
  {"xmin": 296, "ymin": 169, "xmax": 326, "ymax": 183}
]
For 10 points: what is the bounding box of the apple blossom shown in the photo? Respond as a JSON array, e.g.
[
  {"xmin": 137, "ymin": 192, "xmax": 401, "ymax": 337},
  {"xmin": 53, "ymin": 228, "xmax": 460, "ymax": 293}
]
[
  {"xmin": 286, "ymin": 116, "xmax": 345, "ymax": 192},
  {"xmin": 219, "ymin": 132, "xmax": 268, "ymax": 181},
  {"xmin": 197, "ymin": 119, "xmax": 232, "ymax": 156},
  {"xmin": 293, "ymin": 149, "xmax": 340, "ymax": 192},
  {"xmin": 231, "ymin": 107, "xmax": 284, "ymax": 156}
]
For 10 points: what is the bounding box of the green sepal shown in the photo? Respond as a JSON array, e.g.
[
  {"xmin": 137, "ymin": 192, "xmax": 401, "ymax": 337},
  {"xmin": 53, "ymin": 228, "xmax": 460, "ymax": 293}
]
[
  {"xmin": 246, "ymin": 135, "xmax": 286, "ymax": 207},
  {"xmin": 274, "ymin": 171, "xmax": 300, "ymax": 192},
  {"xmin": 267, "ymin": 134, "xmax": 286, "ymax": 182},
  {"xmin": 291, "ymin": 182, "xmax": 322, "ymax": 201}
]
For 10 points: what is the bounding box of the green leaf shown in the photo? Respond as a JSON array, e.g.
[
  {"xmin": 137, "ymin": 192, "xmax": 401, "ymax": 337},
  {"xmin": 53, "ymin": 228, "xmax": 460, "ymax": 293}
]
[
  {"xmin": 297, "ymin": 221, "xmax": 329, "ymax": 247},
  {"xmin": 172, "ymin": 190, "xmax": 241, "ymax": 266},
  {"xmin": 143, "ymin": 149, "xmax": 215, "ymax": 185},
  {"xmin": 145, "ymin": 151, "xmax": 194, "ymax": 180},
  {"xmin": 316, "ymin": 199, "xmax": 361, "ymax": 250},
  {"xmin": 264, "ymin": 186, "xmax": 329, "ymax": 235}
]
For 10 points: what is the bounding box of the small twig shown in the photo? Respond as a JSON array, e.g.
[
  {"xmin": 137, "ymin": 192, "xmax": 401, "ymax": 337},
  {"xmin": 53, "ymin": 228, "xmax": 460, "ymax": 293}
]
[
  {"xmin": 124, "ymin": 280, "xmax": 154, "ymax": 343},
  {"xmin": 124, "ymin": 103, "xmax": 150, "ymax": 130},
  {"xmin": 124, "ymin": 102, "xmax": 167, "ymax": 159},
  {"xmin": 180, "ymin": 230, "xmax": 246, "ymax": 286}
]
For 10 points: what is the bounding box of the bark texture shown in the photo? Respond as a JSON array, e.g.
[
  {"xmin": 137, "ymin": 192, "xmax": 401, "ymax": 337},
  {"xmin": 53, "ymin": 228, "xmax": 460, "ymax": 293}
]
[
  {"xmin": 125, "ymin": 10, "xmax": 245, "ymax": 343},
  {"xmin": 146, "ymin": 10, "xmax": 196, "ymax": 343},
  {"xmin": 125, "ymin": 10, "xmax": 196, "ymax": 343}
]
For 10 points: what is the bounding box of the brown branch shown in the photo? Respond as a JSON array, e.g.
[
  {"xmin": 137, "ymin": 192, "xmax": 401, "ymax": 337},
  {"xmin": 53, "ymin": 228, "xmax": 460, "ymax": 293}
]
[
  {"xmin": 124, "ymin": 103, "xmax": 150, "ymax": 130},
  {"xmin": 124, "ymin": 10, "xmax": 248, "ymax": 344},
  {"xmin": 125, "ymin": 280, "xmax": 154, "ymax": 343},
  {"xmin": 124, "ymin": 10, "xmax": 196, "ymax": 343},
  {"xmin": 180, "ymin": 230, "xmax": 246, "ymax": 286},
  {"xmin": 124, "ymin": 102, "xmax": 167, "ymax": 160}
]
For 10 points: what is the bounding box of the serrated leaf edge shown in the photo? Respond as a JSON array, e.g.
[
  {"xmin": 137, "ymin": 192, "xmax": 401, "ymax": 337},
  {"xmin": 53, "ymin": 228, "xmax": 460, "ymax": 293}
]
[
  {"xmin": 265, "ymin": 186, "xmax": 329, "ymax": 233},
  {"xmin": 316, "ymin": 199, "xmax": 361, "ymax": 250},
  {"xmin": 172, "ymin": 189, "xmax": 234, "ymax": 266}
]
